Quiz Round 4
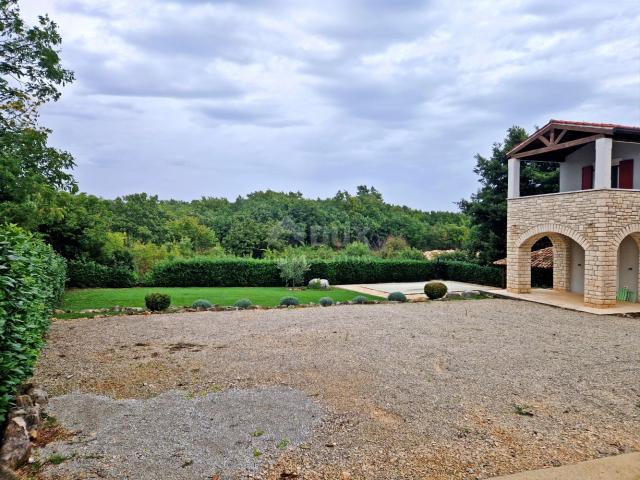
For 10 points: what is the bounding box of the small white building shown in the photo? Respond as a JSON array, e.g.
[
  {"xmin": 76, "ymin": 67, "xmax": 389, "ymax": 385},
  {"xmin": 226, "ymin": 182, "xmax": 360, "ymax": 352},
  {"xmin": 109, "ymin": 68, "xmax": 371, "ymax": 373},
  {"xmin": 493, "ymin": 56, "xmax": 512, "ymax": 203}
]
[{"xmin": 506, "ymin": 120, "xmax": 640, "ymax": 308}]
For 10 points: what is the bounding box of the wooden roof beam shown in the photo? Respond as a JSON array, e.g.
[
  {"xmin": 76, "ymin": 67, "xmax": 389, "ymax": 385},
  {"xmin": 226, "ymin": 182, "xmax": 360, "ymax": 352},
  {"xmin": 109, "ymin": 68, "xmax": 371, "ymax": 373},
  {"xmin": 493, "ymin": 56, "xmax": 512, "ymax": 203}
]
[{"xmin": 511, "ymin": 134, "xmax": 604, "ymax": 159}]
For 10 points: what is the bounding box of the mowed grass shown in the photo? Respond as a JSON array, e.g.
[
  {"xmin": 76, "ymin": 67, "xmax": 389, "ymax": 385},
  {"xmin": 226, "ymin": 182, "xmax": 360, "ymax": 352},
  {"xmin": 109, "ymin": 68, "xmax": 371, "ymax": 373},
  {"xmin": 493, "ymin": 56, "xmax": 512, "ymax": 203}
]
[{"xmin": 62, "ymin": 287, "xmax": 382, "ymax": 311}]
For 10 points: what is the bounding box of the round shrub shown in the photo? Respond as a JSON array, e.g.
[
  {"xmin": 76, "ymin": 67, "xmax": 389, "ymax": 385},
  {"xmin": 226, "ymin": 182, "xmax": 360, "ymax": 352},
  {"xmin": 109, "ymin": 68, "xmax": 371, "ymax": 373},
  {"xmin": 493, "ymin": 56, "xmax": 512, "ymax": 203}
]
[
  {"xmin": 191, "ymin": 299, "xmax": 212, "ymax": 310},
  {"xmin": 234, "ymin": 298, "xmax": 252, "ymax": 309},
  {"xmin": 388, "ymin": 291, "xmax": 407, "ymax": 302},
  {"xmin": 280, "ymin": 296, "xmax": 300, "ymax": 307},
  {"xmin": 319, "ymin": 297, "xmax": 334, "ymax": 307},
  {"xmin": 145, "ymin": 293, "xmax": 171, "ymax": 311},
  {"xmin": 424, "ymin": 281, "xmax": 447, "ymax": 299},
  {"xmin": 351, "ymin": 295, "xmax": 370, "ymax": 304}
]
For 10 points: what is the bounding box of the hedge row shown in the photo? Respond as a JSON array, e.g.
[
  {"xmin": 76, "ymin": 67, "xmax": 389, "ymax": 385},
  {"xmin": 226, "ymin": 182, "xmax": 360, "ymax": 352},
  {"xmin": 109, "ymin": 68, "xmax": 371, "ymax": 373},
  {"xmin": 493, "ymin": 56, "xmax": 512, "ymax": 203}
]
[
  {"xmin": 0, "ymin": 225, "xmax": 66, "ymax": 423},
  {"xmin": 436, "ymin": 260, "xmax": 504, "ymax": 287},
  {"xmin": 149, "ymin": 258, "xmax": 280, "ymax": 287},
  {"xmin": 148, "ymin": 257, "xmax": 504, "ymax": 288},
  {"xmin": 67, "ymin": 259, "xmax": 136, "ymax": 288},
  {"xmin": 307, "ymin": 258, "xmax": 437, "ymax": 285}
]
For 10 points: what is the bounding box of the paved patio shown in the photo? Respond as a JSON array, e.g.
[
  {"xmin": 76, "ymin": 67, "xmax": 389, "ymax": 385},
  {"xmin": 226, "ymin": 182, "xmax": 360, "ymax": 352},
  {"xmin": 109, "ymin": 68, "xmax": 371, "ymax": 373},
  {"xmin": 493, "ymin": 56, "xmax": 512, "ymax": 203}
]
[
  {"xmin": 340, "ymin": 282, "xmax": 640, "ymax": 315},
  {"xmin": 339, "ymin": 280, "xmax": 500, "ymax": 299},
  {"xmin": 493, "ymin": 452, "xmax": 640, "ymax": 480},
  {"xmin": 491, "ymin": 288, "xmax": 640, "ymax": 316}
]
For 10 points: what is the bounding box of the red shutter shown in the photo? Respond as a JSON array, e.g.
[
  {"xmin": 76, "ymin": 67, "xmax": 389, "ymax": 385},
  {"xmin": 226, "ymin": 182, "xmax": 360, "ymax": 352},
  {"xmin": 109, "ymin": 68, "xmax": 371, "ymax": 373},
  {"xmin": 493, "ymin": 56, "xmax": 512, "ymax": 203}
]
[
  {"xmin": 582, "ymin": 165, "xmax": 594, "ymax": 190},
  {"xmin": 619, "ymin": 159, "xmax": 634, "ymax": 189}
]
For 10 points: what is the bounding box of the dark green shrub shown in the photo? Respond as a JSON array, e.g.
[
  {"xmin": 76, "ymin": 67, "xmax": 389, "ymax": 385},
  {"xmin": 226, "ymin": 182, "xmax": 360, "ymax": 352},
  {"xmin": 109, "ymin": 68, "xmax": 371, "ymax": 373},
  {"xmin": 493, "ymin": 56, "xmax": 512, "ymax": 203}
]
[
  {"xmin": 319, "ymin": 297, "xmax": 334, "ymax": 307},
  {"xmin": 532, "ymin": 267, "xmax": 552, "ymax": 288},
  {"xmin": 149, "ymin": 258, "xmax": 280, "ymax": 287},
  {"xmin": 279, "ymin": 296, "xmax": 300, "ymax": 306},
  {"xmin": 434, "ymin": 260, "xmax": 503, "ymax": 287},
  {"xmin": 145, "ymin": 293, "xmax": 171, "ymax": 311},
  {"xmin": 424, "ymin": 281, "xmax": 448, "ymax": 299},
  {"xmin": 388, "ymin": 291, "xmax": 407, "ymax": 302},
  {"xmin": 308, "ymin": 258, "xmax": 437, "ymax": 285},
  {"xmin": 191, "ymin": 299, "xmax": 212, "ymax": 309},
  {"xmin": 148, "ymin": 257, "xmax": 502, "ymax": 288},
  {"xmin": 342, "ymin": 241, "xmax": 371, "ymax": 257},
  {"xmin": 234, "ymin": 298, "xmax": 252, "ymax": 309},
  {"xmin": 351, "ymin": 295, "xmax": 370, "ymax": 304},
  {"xmin": 0, "ymin": 225, "xmax": 66, "ymax": 423},
  {"xmin": 67, "ymin": 259, "xmax": 136, "ymax": 288}
]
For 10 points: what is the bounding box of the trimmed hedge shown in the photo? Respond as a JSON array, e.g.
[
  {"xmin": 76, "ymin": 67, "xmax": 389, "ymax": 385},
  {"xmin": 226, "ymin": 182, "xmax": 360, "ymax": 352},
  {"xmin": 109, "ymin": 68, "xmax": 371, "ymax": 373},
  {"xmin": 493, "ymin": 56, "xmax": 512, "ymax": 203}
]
[
  {"xmin": 307, "ymin": 258, "xmax": 437, "ymax": 284},
  {"xmin": 424, "ymin": 281, "xmax": 448, "ymax": 299},
  {"xmin": 149, "ymin": 258, "xmax": 280, "ymax": 287},
  {"xmin": 148, "ymin": 257, "xmax": 504, "ymax": 288},
  {"xmin": 145, "ymin": 293, "xmax": 171, "ymax": 311},
  {"xmin": 67, "ymin": 259, "xmax": 136, "ymax": 288},
  {"xmin": 0, "ymin": 225, "xmax": 66, "ymax": 423},
  {"xmin": 434, "ymin": 260, "xmax": 503, "ymax": 288}
]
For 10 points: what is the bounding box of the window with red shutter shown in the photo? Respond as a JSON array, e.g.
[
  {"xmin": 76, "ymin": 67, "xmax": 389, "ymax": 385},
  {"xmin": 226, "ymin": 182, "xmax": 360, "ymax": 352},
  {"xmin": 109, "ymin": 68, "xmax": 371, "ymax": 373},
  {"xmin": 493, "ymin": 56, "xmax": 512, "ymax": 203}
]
[
  {"xmin": 619, "ymin": 159, "xmax": 634, "ymax": 189},
  {"xmin": 581, "ymin": 165, "xmax": 594, "ymax": 190}
]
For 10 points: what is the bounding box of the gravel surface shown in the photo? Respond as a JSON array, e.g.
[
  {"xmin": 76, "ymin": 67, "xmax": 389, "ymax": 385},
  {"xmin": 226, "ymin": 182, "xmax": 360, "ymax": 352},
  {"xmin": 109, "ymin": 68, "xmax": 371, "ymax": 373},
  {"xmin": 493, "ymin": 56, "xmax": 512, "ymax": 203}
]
[
  {"xmin": 38, "ymin": 388, "xmax": 323, "ymax": 479},
  {"xmin": 32, "ymin": 299, "xmax": 640, "ymax": 479}
]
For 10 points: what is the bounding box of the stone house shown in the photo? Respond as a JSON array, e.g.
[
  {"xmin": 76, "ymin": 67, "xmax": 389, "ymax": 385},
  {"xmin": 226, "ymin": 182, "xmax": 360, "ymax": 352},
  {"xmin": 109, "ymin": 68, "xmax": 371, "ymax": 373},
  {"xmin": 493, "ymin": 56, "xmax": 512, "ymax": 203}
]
[{"xmin": 506, "ymin": 120, "xmax": 640, "ymax": 308}]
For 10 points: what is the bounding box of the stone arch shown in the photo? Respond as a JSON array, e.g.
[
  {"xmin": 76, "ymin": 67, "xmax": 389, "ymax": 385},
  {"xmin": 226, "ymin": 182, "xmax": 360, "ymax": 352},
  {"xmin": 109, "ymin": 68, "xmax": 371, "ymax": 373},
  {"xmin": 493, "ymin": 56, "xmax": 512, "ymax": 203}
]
[
  {"xmin": 509, "ymin": 224, "xmax": 588, "ymax": 294},
  {"xmin": 613, "ymin": 225, "xmax": 640, "ymax": 302},
  {"xmin": 515, "ymin": 223, "xmax": 589, "ymax": 251},
  {"xmin": 613, "ymin": 224, "xmax": 640, "ymax": 249}
]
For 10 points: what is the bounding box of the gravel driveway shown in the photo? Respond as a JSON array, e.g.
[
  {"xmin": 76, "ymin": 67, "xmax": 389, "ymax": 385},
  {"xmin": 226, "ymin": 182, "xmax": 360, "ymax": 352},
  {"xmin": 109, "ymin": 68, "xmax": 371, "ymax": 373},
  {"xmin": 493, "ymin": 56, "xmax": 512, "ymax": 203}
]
[{"xmin": 32, "ymin": 300, "xmax": 640, "ymax": 479}]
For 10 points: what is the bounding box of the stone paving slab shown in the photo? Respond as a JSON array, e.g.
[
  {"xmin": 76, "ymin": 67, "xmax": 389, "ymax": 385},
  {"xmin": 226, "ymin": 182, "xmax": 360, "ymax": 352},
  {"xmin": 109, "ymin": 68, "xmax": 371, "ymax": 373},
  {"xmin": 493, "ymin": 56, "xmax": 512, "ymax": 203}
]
[
  {"xmin": 339, "ymin": 280, "xmax": 499, "ymax": 297},
  {"xmin": 492, "ymin": 452, "xmax": 640, "ymax": 479},
  {"xmin": 491, "ymin": 288, "xmax": 640, "ymax": 316}
]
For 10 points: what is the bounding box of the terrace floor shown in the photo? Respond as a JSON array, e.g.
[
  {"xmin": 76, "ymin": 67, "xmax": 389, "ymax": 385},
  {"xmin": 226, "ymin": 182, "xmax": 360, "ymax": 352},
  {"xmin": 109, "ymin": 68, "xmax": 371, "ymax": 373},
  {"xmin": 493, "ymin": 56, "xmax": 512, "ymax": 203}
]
[
  {"xmin": 338, "ymin": 280, "xmax": 499, "ymax": 300},
  {"xmin": 491, "ymin": 288, "xmax": 640, "ymax": 316}
]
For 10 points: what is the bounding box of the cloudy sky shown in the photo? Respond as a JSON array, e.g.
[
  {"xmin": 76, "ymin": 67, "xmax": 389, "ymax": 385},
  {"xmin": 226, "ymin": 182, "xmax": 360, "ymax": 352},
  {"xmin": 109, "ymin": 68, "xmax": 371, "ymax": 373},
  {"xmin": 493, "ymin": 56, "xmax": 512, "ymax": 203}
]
[{"xmin": 21, "ymin": 0, "xmax": 640, "ymax": 211}]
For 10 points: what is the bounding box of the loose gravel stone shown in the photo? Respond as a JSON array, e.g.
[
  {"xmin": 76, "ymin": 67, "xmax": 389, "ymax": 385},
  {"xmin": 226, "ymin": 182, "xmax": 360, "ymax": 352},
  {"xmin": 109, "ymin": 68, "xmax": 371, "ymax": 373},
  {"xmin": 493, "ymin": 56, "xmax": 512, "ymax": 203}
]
[
  {"xmin": 39, "ymin": 387, "xmax": 324, "ymax": 479},
  {"xmin": 31, "ymin": 299, "xmax": 640, "ymax": 479}
]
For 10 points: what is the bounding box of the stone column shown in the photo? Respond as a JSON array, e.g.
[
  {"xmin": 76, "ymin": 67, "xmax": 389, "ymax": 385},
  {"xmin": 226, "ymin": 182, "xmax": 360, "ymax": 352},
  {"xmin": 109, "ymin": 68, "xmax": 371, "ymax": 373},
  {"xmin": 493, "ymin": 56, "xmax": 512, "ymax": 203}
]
[
  {"xmin": 508, "ymin": 158, "xmax": 520, "ymax": 198},
  {"xmin": 550, "ymin": 236, "xmax": 571, "ymax": 291},
  {"xmin": 594, "ymin": 137, "xmax": 613, "ymax": 189},
  {"xmin": 584, "ymin": 247, "xmax": 617, "ymax": 307},
  {"xmin": 507, "ymin": 244, "xmax": 531, "ymax": 293}
]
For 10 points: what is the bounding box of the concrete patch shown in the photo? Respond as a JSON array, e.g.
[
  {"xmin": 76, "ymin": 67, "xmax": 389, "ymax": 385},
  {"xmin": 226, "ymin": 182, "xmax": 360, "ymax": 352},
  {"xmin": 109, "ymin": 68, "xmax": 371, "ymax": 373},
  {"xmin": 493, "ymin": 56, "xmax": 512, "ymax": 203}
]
[
  {"xmin": 339, "ymin": 280, "xmax": 499, "ymax": 297},
  {"xmin": 38, "ymin": 387, "xmax": 324, "ymax": 480},
  {"xmin": 492, "ymin": 452, "xmax": 640, "ymax": 479}
]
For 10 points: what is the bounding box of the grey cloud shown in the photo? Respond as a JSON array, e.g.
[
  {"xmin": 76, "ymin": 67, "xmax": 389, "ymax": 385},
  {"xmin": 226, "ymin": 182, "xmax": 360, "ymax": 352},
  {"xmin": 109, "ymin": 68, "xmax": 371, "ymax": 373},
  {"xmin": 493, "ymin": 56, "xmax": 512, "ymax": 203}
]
[
  {"xmin": 58, "ymin": 0, "xmax": 115, "ymax": 17},
  {"xmin": 32, "ymin": 0, "xmax": 640, "ymax": 211},
  {"xmin": 197, "ymin": 105, "xmax": 307, "ymax": 128},
  {"xmin": 318, "ymin": 80, "xmax": 428, "ymax": 125},
  {"xmin": 454, "ymin": 75, "xmax": 595, "ymax": 124},
  {"xmin": 68, "ymin": 50, "xmax": 241, "ymax": 99}
]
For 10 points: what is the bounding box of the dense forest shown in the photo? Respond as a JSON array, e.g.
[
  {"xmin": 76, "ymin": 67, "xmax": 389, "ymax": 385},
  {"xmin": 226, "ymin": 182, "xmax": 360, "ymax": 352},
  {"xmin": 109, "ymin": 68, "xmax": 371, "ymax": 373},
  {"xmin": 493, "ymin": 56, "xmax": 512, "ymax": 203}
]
[{"xmin": 4, "ymin": 185, "xmax": 469, "ymax": 278}]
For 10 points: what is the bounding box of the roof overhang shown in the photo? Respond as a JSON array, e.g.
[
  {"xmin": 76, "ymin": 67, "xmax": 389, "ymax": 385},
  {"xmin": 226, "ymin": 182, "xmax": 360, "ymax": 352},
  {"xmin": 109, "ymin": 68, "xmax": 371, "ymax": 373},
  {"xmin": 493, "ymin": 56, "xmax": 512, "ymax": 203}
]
[{"xmin": 508, "ymin": 120, "xmax": 640, "ymax": 162}]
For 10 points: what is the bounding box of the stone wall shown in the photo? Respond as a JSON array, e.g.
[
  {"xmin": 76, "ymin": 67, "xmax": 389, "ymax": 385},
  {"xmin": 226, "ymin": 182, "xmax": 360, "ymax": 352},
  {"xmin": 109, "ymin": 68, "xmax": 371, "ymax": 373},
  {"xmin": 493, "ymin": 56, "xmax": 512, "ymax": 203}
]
[{"xmin": 506, "ymin": 189, "xmax": 640, "ymax": 307}]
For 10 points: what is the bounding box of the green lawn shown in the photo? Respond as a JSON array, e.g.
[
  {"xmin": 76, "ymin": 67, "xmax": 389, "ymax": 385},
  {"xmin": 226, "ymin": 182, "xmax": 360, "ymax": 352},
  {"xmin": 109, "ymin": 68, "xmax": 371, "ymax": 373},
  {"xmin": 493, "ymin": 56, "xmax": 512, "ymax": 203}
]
[{"xmin": 62, "ymin": 286, "xmax": 382, "ymax": 311}]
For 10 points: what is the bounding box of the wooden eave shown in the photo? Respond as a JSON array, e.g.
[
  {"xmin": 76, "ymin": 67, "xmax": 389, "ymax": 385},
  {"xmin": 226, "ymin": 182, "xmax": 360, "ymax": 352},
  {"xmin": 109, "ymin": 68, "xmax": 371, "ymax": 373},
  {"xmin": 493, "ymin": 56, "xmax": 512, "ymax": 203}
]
[{"xmin": 507, "ymin": 121, "xmax": 617, "ymax": 161}]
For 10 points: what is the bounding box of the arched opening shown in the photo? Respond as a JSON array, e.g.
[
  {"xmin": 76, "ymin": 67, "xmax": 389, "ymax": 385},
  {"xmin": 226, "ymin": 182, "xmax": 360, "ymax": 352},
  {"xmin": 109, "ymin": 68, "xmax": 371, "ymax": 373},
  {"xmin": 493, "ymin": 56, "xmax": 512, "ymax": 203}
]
[
  {"xmin": 510, "ymin": 226, "xmax": 588, "ymax": 301},
  {"xmin": 530, "ymin": 237, "xmax": 553, "ymax": 288},
  {"xmin": 617, "ymin": 234, "xmax": 640, "ymax": 302},
  {"xmin": 567, "ymin": 237, "xmax": 585, "ymax": 294}
]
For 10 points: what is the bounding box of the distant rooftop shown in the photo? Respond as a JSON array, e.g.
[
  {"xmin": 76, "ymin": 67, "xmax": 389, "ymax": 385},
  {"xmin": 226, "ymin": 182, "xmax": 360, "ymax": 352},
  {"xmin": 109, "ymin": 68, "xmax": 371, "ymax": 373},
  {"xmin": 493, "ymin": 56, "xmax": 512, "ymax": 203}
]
[
  {"xmin": 494, "ymin": 246, "xmax": 552, "ymax": 269},
  {"xmin": 549, "ymin": 119, "xmax": 640, "ymax": 132}
]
